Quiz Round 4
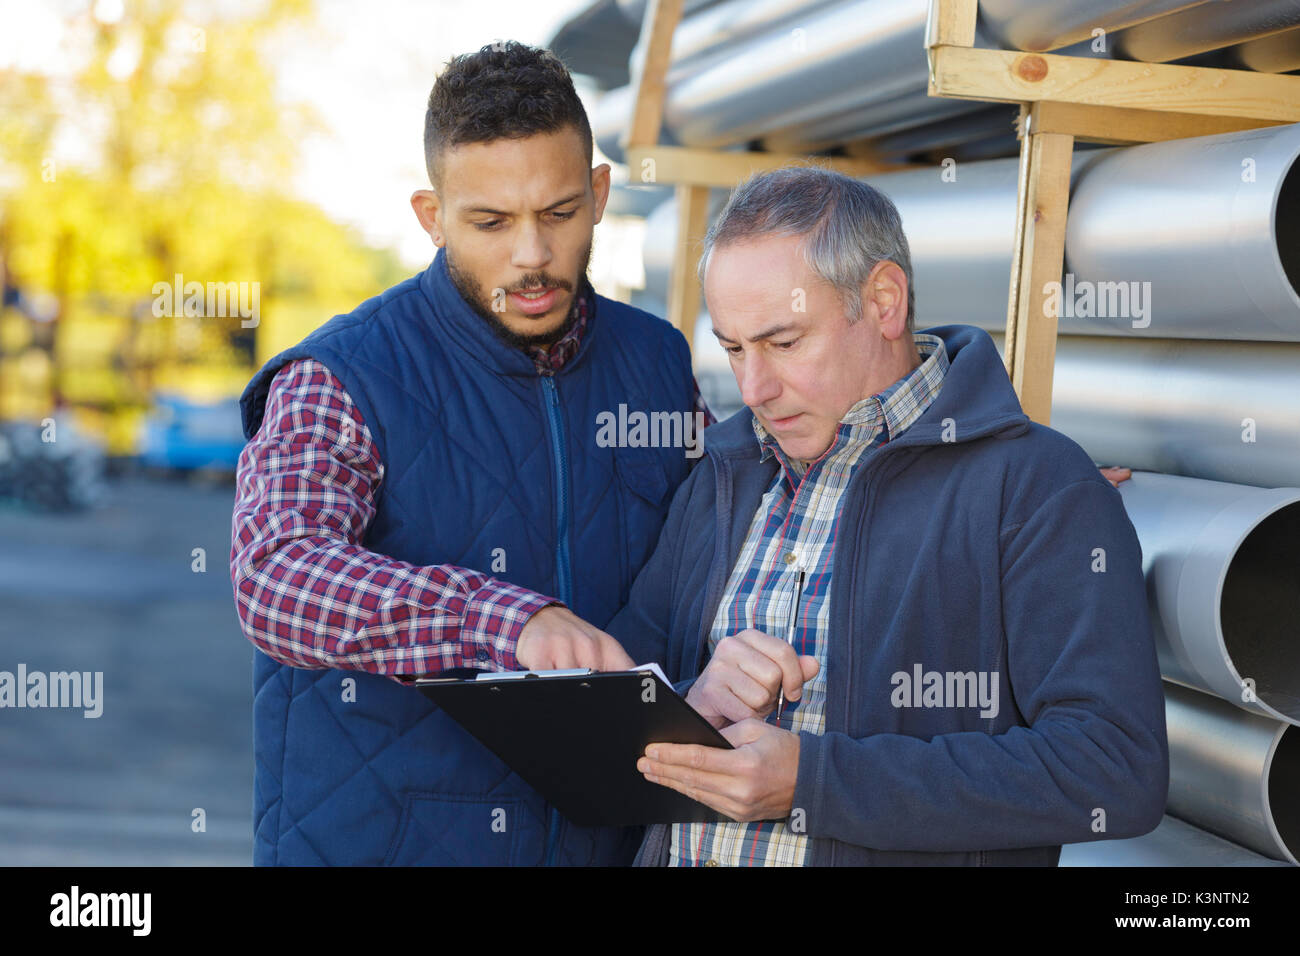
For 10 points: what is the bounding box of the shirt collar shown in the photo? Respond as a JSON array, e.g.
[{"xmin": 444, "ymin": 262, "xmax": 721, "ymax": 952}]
[
  {"xmin": 524, "ymin": 287, "xmax": 591, "ymax": 376},
  {"xmin": 753, "ymin": 333, "xmax": 949, "ymax": 473}
]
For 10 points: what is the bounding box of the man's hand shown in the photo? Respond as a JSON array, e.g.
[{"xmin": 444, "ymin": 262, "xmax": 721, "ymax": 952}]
[
  {"xmin": 685, "ymin": 629, "xmax": 819, "ymax": 729},
  {"xmin": 638, "ymin": 718, "xmax": 800, "ymax": 823},
  {"xmin": 515, "ymin": 606, "xmax": 634, "ymax": 671},
  {"xmin": 1099, "ymin": 466, "xmax": 1131, "ymax": 489}
]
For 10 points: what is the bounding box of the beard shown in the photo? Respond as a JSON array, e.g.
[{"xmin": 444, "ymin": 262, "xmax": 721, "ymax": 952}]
[{"xmin": 446, "ymin": 239, "xmax": 593, "ymax": 351}]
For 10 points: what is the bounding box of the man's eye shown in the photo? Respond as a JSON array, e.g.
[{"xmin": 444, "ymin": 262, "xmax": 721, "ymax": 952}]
[
  {"xmin": 550, "ymin": 210, "xmax": 576, "ymax": 221},
  {"xmin": 724, "ymin": 345, "xmax": 743, "ymax": 355},
  {"xmin": 774, "ymin": 339, "xmax": 799, "ymax": 350},
  {"xmin": 474, "ymin": 220, "xmax": 502, "ymax": 231}
]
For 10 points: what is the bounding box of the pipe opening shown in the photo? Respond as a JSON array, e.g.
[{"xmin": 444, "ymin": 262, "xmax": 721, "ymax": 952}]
[
  {"xmin": 1267, "ymin": 724, "xmax": 1299, "ymax": 864},
  {"xmin": 1221, "ymin": 501, "xmax": 1300, "ymax": 722},
  {"xmin": 1278, "ymin": 153, "xmax": 1300, "ymax": 298}
]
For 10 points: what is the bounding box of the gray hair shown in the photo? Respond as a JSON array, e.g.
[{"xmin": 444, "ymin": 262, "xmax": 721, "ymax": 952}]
[{"xmin": 697, "ymin": 165, "xmax": 915, "ymax": 332}]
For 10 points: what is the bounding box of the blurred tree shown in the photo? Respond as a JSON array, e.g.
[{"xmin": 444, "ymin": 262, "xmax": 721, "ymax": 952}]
[{"xmin": 0, "ymin": 0, "xmax": 406, "ymax": 446}]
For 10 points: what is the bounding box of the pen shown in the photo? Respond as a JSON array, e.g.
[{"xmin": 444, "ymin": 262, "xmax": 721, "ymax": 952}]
[{"xmin": 775, "ymin": 568, "xmax": 806, "ymax": 727}]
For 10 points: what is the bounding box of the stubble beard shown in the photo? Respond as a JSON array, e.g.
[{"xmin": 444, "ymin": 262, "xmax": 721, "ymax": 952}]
[{"xmin": 445, "ymin": 239, "xmax": 594, "ymax": 351}]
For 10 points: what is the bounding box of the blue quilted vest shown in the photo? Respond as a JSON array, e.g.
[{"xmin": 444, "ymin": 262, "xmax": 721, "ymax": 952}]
[{"xmin": 238, "ymin": 249, "xmax": 696, "ymax": 865}]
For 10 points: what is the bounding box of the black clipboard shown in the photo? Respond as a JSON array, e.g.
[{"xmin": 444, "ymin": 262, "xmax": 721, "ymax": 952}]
[{"xmin": 414, "ymin": 669, "xmax": 732, "ymax": 826}]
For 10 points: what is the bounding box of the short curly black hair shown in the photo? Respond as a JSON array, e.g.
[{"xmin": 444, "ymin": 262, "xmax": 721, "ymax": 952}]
[{"xmin": 424, "ymin": 41, "xmax": 593, "ymax": 187}]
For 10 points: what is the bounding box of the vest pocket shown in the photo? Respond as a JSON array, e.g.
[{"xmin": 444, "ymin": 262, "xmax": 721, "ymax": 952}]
[
  {"xmin": 614, "ymin": 447, "xmax": 675, "ymax": 597},
  {"xmin": 382, "ymin": 792, "xmax": 541, "ymax": 866},
  {"xmin": 613, "ymin": 446, "xmax": 672, "ymax": 507}
]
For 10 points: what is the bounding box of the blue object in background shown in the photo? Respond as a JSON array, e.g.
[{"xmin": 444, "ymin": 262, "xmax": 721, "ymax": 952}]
[{"xmin": 140, "ymin": 394, "xmax": 246, "ymax": 471}]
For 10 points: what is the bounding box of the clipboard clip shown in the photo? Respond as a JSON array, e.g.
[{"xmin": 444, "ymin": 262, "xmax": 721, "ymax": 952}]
[{"xmin": 473, "ymin": 668, "xmax": 596, "ymax": 682}]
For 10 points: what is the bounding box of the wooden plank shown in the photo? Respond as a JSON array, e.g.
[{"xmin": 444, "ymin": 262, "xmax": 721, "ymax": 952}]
[
  {"xmin": 1030, "ymin": 100, "xmax": 1287, "ymax": 144},
  {"xmin": 925, "ymin": 0, "xmax": 977, "ymax": 49},
  {"xmin": 668, "ymin": 184, "xmax": 711, "ymax": 352},
  {"xmin": 929, "ymin": 45, "xmax": 1300, "ymax": 123},
  {"xmin": 1005, "ymin": 129, "xmax": 1073, "ymax": 426},
  {"xmin": 625, "ymin": 0, "xmax": 685, "ymax": 150},
  {"xmin": 626, "ymin": 144, "xmax": 905, "ymax": 188},
  {"xmin": 1003, "ymin": 104, "xmax": 1033, "ymax": 381}
]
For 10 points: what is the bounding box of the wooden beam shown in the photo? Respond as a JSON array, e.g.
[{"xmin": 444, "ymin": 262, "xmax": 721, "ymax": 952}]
[
  {"xmin": 625, "ymin": 0, "xmax": 685, "ymax": 150},
  {"xmin": 929, "ymin": 45, "xmax": 1300, "ymax": 123},
  {"xmin": 626, "ymin": 144, "xmax": 905, "ymax": 188},
  {"xmin": 1004, "ymin": 123, "xmax": 1073, "ymax": 426},
  {"xmin": 668, "ymin": 184, "xmax": 710, "ymax": 352},
  {"xmin": 1028, "ymin": 100, "xmax": 1288, "ymax": 144},
  {"xmin": 925, "ymin": 0, "xmax": 977, "ymax": 49}
]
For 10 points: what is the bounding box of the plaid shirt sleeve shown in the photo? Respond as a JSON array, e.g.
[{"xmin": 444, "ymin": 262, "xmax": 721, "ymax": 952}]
[{"xmin": 229, "ymin": 358, "xmax": 558, "ymax": 682}]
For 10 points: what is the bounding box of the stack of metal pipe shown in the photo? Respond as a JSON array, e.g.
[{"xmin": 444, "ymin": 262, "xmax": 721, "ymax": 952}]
[
  {"xmin": 552, "ymin": 0, "xmax": 1300, "ymax": 865},
  {"xmin": 575, "ymin": 0, "xmax": 1300, "ymax": 163}
]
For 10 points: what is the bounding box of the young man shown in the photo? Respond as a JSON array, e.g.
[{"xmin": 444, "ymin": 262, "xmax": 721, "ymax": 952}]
[
  {"xmin": 611, "ymin": 167, "xmax": 1167, "ymax": 866},
  {"xmin": 230, "ymin": 42, "xmax": 708, "ymax": 865}
]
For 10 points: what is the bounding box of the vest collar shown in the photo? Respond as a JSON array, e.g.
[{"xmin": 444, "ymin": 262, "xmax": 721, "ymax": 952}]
[{"xmin": 419, "ymin": 247, "xmax": 598, "ymax": 379}]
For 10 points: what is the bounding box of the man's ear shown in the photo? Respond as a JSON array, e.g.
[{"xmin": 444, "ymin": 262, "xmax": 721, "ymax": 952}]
[
  {"xmin": 410, "ymin": 189, "xmax": 444, "ymax": 247},
  {"xmin": 590, "ymin": 163, "xmax": 612, "ymax": 225},
  {"xmin": 863, "ymin": 260, "xmax": 909, "ymax": 339}
]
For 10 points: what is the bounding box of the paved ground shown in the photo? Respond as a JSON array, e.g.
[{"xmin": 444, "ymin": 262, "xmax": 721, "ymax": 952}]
[{"xmin": 0, "ymin": 473, "xmax": 253, "ymax": 865}]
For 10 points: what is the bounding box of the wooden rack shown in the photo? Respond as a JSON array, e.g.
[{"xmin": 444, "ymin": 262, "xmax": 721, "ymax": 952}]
[
  {"xmin": 927, "ymin": 0, "xmax": 1300, "ymax": 422},
  {"xmin": 627, "ymin": 0, "xmax": 1300, "ymax": 423}
]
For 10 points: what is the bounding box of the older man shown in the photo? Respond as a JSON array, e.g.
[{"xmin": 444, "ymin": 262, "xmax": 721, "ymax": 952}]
[{"xmin": 610, "ymin": 166, "xmax": 1169, "ymax": 866}]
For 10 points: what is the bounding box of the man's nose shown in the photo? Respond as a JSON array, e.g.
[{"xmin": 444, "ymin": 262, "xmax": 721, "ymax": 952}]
[
  {"xmin": 511, "ymin": 221, "xmax": 552, "ymax": 271},
  {"xmin": 738, "ymin": 350, "xmax": 780, "ymax": 409}
]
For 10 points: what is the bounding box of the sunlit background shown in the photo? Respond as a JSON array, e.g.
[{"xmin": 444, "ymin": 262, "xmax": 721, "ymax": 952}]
[
  {"xmin": 6, "ymin": 0, "xmax": 1300, "ymax": 869},
  {"xmin": 0, "ymin": 0, "xmax": 654, "ymax": 466},
  {"xmin": 0, "ymin": 0, "xmax": 656, "ymax": 864}
]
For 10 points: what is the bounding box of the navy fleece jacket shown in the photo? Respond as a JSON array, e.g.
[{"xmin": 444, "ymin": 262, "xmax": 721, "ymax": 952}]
[{"xmin": 609, "ymin": 324, "xmax": 1169, "ymax": 866}]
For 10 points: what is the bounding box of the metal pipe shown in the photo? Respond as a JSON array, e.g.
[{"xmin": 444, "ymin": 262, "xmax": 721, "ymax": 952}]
[
  {"xmin": 593, "ymin": 84, "xmax": 639, "ymax": 162},
  {"xmin": 1163, "ymin": 682, "xmax": 1299, "ymax": 864},
  {"xmin": 1187, "ymin": 27, "xmax": 1300, "ymax": 73},
  {"xmin": 1110, "ymin": 473, "xmax": 1300, "ymax": 725},
  {"xmin": 663, "ymin": 0, "xmax": 989, "ymax": 149},
  {"xmin": 1043, "ymin": 335, "xmax": 1300, "ymax": 491},
  {"xmin": 976, "ymin": 0, "xmax": 1210, "ymax": 53},
  {"xmin": 1116, "ymin": 0, "xmax": 1300, "ymax": 63},
  {"xmin": 845, "ymin": 105, "xmax": 1019, "ymax": 160},
  {"xmin": 630, "ymin": 0, "xmax": 840, "ymax": 73},
  {"xmin": 908, "ymin": 123, "xmax": 1300, "ymax": 341},
  {"xmin": 641, "ymin": 124, "xmax": 1300, "ymax": 342},
  {"xmin": 1234, "ymin": 26, "xmax": 1300, "ymax": 72},
  {"xmin": 760, "ymin": 87, "xmax": 982, "ymax": 154},
  {"xmin": 639, "ymin": 154, "xmax": 1021, "ymax": 325},
  {"xmin": 548, "ymin": 0, "xmax": 645, "ymax": 91},
  {"xmin": 1063, "ymin": 124, "xmax": 1300, "ymax": 342},
  {"xmin": 596, "ymin": 0, "xmax": 1298, "ymax": 157},
  {"xmin": 1061, "ymin": 813, "xmax": 1290, "ymax": 866}
]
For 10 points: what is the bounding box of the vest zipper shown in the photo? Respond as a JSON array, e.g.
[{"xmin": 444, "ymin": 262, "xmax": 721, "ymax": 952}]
[
  {"xmin": 541, "ymin": 376, "xmax": 574, "ymax": 608},
  {"xmin": 540, "ymin": 374, "xmax": 572, "ymax": 866}
]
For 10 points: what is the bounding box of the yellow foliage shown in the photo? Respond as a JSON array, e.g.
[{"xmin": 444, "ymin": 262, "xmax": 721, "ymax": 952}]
[{"xmin": 0, "ymin": 0, "xmax": 407, "ymax": 442}]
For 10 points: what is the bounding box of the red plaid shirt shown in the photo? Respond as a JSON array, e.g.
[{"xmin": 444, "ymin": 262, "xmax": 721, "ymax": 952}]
[{"xmin": 230, "ymin": 290, "xmax": 714, "ymax": 683}]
